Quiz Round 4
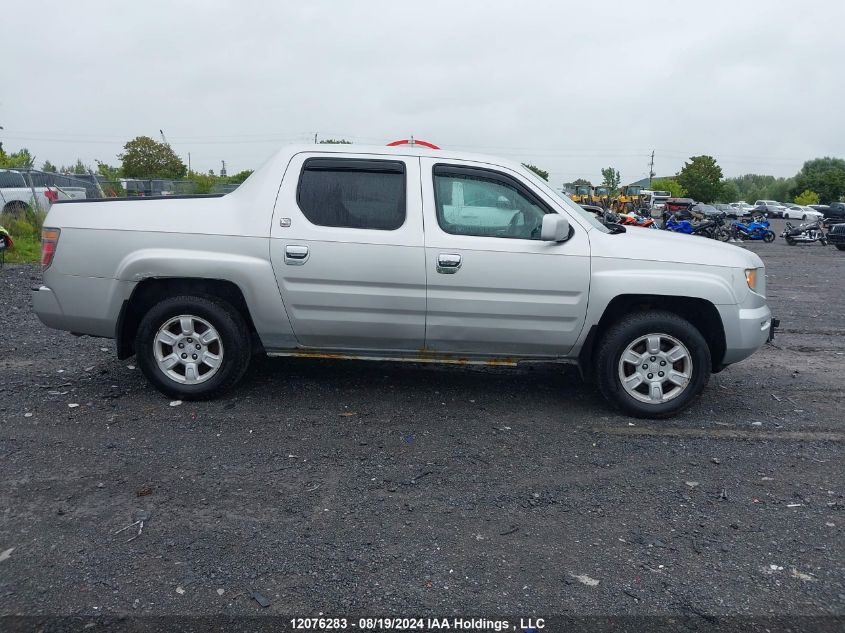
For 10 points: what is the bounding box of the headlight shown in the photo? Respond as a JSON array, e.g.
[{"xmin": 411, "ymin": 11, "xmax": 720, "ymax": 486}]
[{"xmin": 745, "ymin": 268, "xmax": 761, "ymax": 293}]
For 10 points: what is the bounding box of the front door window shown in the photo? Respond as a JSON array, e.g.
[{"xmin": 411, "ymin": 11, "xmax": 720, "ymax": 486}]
[{"xmin": 433, "ymin": 166, "xmax": 549, "ymax": 240}]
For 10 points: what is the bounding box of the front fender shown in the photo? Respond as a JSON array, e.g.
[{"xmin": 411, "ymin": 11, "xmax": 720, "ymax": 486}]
[
  {"xmin": 572, "ymin": 260, "xmax": 743, "ymax": 359},
  {"xmin": 588, "ymin": 266, "xmax": 741, "ymax": 310}
]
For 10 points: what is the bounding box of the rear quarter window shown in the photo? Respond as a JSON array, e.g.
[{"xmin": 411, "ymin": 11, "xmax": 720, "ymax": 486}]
[{"xmin": 296, "ymin": 158, "xmax": 406, "ymax": 230}]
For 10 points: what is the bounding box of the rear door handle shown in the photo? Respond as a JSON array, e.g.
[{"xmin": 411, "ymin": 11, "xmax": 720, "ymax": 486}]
[
  {"xmin": 284, "ymin": 244, "xmax": 309, "ymax": 265},
  {"xmin": 436, "ymin": 253, "xmax": 462, "ymax": 274}
]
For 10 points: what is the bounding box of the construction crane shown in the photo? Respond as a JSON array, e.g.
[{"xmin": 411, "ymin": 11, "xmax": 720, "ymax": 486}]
[{"xmin": 159, "ymin": 129, "xmax": 169, "ymax": 146}]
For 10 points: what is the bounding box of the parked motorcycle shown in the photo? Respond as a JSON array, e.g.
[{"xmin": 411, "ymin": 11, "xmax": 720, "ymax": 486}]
[
  {"xmin": 663, "ymin": 213, "xmax": 695, "ymax": 234},
  {"xmin": 731, "ymin": 217, "xmax": 775, "ymax": 243},
  {"xmin": 692, "ymin": 213, "xmax": 731, "ymax": 241},
  {"xmin": 619, "ymin": 212, "xmax": 658, "ymax": 229},
  {"xmin": 604, "ymin": 210, "xmax": 657, "ymax": 229},
  {"xmin": 781, "ymin": 220, "xmax": 828, "ymax": 246}
]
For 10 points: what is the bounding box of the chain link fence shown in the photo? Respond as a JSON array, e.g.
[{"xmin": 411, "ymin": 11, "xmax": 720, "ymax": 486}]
[{"xmin": 0, "ymin": 167, "xmax": 244, "ymax": 220}]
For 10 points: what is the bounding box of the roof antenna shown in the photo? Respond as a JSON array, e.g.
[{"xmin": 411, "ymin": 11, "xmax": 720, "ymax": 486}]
[{"xmin": 386, "ymin": 138, "xmax": 440, "ymax": 149}]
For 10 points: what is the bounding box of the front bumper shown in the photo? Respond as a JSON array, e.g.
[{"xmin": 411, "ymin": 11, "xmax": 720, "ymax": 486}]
[{"xmin": 718, "ymin": 303, "xmax": 773, "ymax": 366}]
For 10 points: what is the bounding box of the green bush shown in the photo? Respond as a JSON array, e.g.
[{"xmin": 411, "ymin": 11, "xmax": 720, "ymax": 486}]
[
  {"xmin": 794, "ymin": 189, "xmax": 820, "ymax": 205},
  {"xmin": 6, "ymin": 217, "xmax": 35, "ymax": 237},
  {"xmin": 1, "ymin": 217, "xmax": 42, "ymax": 263}
]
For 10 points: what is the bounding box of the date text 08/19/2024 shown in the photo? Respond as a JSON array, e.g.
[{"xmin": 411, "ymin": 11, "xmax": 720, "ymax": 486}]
[{"xmin": 289, "ymin": 617, "xmax": 546, "ymax": 631}]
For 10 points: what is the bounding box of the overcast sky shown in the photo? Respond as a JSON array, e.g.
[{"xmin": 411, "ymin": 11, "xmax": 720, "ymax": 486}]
[{"xmin": 3, "ymin": 0, "xmax": 843, "ymax": 186}]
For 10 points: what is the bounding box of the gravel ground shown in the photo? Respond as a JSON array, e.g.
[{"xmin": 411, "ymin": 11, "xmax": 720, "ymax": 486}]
[{"xmin": 0, "ymin": 220, "xmax": 843, "ymax": 624}]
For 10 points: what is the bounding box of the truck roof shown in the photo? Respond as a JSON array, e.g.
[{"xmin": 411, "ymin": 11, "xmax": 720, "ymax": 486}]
[
  {"xmin": 246, "ymin": 143, "xmax": 550, "ymax": 195},
  {"xmin": 268, "ymin": 143, "xmax": 521, "ymax": 165}
]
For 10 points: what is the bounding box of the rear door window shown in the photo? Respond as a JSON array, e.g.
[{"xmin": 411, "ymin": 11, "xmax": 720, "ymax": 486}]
[{"xmin": 297, "ymin": 158, "xmax": 406, "ymax": 230}]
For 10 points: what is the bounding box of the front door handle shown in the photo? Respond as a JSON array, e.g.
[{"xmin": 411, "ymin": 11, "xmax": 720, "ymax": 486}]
[
  {"xmin": 436, "ymin": 253, "xmax": 462, "ymax": 274},
  {"xmin": 284, "ymin": 244, "xmax": 309, "ymax": 265}
]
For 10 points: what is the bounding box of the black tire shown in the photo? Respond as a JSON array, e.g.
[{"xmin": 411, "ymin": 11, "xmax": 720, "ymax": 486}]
[
  {"xmin": 595, "ymin": 310, "xmax": 711, "ymax": 419},
  {"xmin": 135, "ymin": 295, "xmax": 252, "ymax": 400},
  {"xmin": 837, "ymin": 245, "xmax": 845, "ymax": 251},
  {"xmin": 715, "ymin": 228, "xmax": 731, "ymax": 242},
  {"xmin": 786, "ymin": 237, "xmax": 796, "ymax": 246},
  {"xmin": 763, "ymin": 230, "xmax": 775, "ymax": 243}
]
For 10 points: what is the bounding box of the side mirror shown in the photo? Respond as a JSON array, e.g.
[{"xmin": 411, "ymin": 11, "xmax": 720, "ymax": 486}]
[{"xmin": 541, "ymin": 214, "xmax": 570, "ymax": 242}]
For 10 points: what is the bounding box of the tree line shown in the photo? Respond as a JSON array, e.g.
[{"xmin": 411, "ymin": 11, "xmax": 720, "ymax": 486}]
[
  {"xmin": 561, "ymin": 155, "xmax": 845, "ymax": 205},
  {"xmin": 3, "ymin": 138, "xmax": 843, "ymax": 205},
  {"xmin": 0, "ymin": 137, "xmax": 253, "ymax": 194}
]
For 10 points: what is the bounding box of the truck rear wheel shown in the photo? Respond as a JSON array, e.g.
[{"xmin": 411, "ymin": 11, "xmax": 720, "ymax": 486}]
[
  {"xmin": 135, "ymin": 295, "xmax": 251, "ymax": 400},
  {"xmin": 595, "ymin": 310, "xmax": 711, "ymax": 418}
]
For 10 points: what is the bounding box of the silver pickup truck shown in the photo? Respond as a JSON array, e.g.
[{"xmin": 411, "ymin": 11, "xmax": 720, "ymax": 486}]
[{"xmin": 32, "ymin": 145, "xmax": 774, "ymax": 417}]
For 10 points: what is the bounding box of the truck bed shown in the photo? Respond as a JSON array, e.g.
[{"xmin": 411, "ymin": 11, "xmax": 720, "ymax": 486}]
[{"xmin": 52, "ymin": 193, "xmax": 225, "ymax": 204}]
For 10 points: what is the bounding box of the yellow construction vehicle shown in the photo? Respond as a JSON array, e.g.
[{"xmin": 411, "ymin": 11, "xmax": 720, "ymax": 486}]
[
  {"xmin": 569, "ymin": 184, "xmax": 592, "ymax": 205},
  {"xmin": 612, "ymin": 184, "xmax": 645, "ymax": 212},
  {"xmin": 591, "ymin": 186, "xmax": 611, "ymax": 208}
]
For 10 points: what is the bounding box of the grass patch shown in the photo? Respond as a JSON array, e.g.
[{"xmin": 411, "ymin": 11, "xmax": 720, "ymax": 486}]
[
  {"xmin": 1, "ymin": 207, "xmax": 46, "ymax": 264},
  {"xmin": 4, "ymin": 231, "xmax": 40, "ymax": 263}
]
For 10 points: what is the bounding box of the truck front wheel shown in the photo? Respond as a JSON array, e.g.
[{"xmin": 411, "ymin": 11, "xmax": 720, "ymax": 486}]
[
  {"xmin": 135, "ymin": 295, "xmax": 251, "ymax": 400},
  {"xmin": 595, "ymin": 310, "xmax": 711, "ymax": 418}
]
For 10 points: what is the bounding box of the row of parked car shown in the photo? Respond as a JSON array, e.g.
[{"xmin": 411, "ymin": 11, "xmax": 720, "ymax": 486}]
[
  {"xmin": 649, "ymin": 198, "xmax": 845, "ymax": 226},
  {"xmin": 728, "ymin": 199, "xmax": 845, "ymax": 223}
]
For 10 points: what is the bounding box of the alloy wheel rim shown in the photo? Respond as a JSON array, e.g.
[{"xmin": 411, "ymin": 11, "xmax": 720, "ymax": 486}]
[
  {"xmin": 618, "ymin": 333, "xmax": 692, "ymax": 404},
  {"xmin": 153, "ymin": 315, "xmax": 224, "ymax": 384}
]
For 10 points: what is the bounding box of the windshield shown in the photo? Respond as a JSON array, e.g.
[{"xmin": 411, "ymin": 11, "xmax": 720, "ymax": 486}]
[
  {"xmin": 519, "ymin": 168, "xmax": 609, "ymax": 233},
  {"xmin": 555, "ymin": 191, "xmax": 610, "ymax": 231}
]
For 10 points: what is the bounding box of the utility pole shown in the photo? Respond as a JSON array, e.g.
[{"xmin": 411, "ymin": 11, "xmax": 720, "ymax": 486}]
[
  {"xmin": 188, "ymin": 152, "xmax": 191, "ymax": 175},
  {"xmin": 314, "ymin": 132, "xmax": 318, "ymax": 144},
  {"xmin": 648, "ymin": 150, "xmax": 655, "ymax": 187},
  {"xmin": 220, "ymin": 160, "xmax": 227, "ymax": 177}
]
